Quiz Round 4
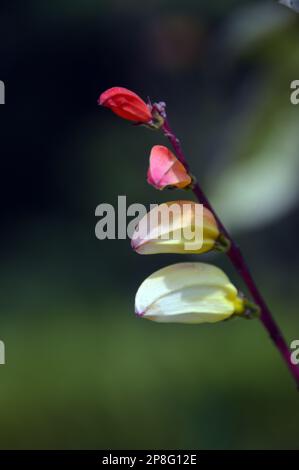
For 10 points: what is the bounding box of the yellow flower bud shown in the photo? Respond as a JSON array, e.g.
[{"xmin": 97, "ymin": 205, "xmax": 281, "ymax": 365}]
[
  {"xmin": 131, "ymin": 201, "xmax": 221, "ymax": 255},
  {"xmin": 135, "ymin": 262, "xmax": 244, "ymax": 324}
]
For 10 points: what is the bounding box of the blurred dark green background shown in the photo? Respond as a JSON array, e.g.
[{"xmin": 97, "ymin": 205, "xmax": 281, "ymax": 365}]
[{"xmin": 1, "ymin": 0, "xmax": 299, "ymax": 450}]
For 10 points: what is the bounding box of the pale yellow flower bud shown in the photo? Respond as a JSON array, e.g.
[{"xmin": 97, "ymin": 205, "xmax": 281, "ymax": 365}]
[{"xmin": 135, "ymin": 262, "xmax": 244, "ymax": 324}]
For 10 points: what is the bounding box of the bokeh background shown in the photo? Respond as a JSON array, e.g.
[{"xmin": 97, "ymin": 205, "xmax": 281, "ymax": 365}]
[{"xmin": 1, "ymin": 0, "xmax": 299, "ymax": 450}]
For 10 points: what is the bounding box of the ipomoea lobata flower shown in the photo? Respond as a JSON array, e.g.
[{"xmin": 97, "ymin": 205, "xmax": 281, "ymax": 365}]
[
  {"xmin": 131, "ymin": 200, "xmax": 221, "ymax": 254},
  {"xmin": 98, "ymin": 87, "xmax": 152, "ymax": 123},
  {"xmin": 147, "ymin": 145, "xmax": 192, "ymax": 190},
  {"xmin": 135, "ymin": 262, "xmax": 245, "ymax": 324}
]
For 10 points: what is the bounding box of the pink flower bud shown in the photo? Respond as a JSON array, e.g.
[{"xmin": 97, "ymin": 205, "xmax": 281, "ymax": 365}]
[{"xmin": 147, "ymin": 145, "xmax": 192, "ymax": 190}]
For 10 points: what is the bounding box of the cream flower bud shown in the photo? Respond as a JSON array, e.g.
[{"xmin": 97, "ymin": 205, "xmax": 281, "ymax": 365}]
[
  {"xmin": 135, "ymin": 262, "xmax": 244, "ymax": 324},
  {"xmin": 131, "ymin": 201, "xmax": 221, "ymax": 255}
]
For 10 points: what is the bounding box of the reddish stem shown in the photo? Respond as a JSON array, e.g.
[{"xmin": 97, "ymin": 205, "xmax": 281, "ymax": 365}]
[{"xmin": 161, "ymin": 116, "xmax": 299, "ymax": 388}]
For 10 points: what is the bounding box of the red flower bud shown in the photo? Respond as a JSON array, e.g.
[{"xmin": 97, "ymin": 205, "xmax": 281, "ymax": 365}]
[{"xmin": 98, "ymin": 87, "xmax": 152, "ymax": 123}]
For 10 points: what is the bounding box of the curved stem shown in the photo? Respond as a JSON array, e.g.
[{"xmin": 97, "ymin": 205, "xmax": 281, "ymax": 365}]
[{"xmin": 161, "ymin": 116, "xmax": 299, "ymax": 388}]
